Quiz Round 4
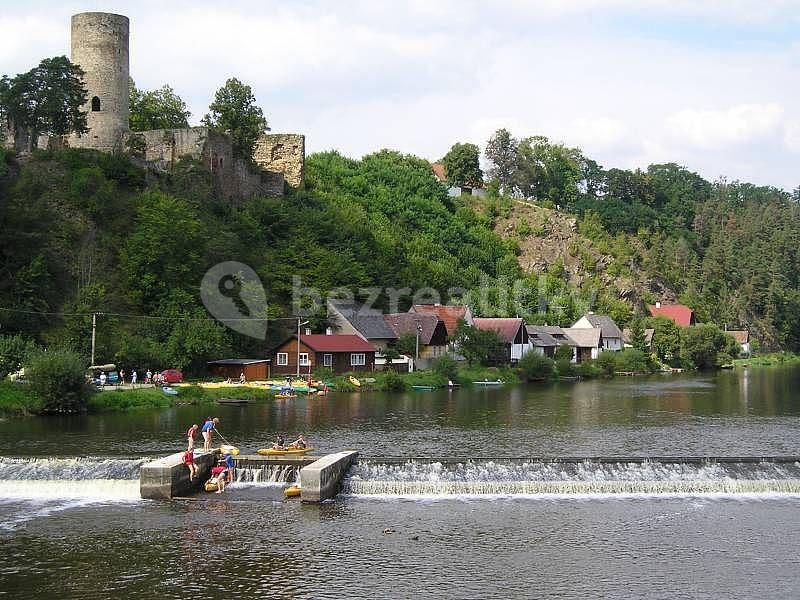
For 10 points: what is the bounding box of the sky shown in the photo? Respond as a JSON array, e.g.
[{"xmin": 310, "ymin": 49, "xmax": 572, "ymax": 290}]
[{"xmin": 2, "ymin": 0, "xmax": 800, "ymax": 190}]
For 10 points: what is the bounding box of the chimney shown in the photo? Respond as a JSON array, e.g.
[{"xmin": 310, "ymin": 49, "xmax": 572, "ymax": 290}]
[
  {"xmin": 325, "ymin": 327, "xmax": 332, "ymax": 335},
  {"xmin": 655, "ymin": 301, "xmax": 661, "ymax": 309},
  {"xmin": 304, "ymin": 327, "xmax": 312, "ymax": 335}
]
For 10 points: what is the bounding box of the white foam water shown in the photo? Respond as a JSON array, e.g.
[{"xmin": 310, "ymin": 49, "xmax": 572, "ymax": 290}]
[{"xmin": 343, "ymin": 460, "xmax": 800, "ymax": 498}]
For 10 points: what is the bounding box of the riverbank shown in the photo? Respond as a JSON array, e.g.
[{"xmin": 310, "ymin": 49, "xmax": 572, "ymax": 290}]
[{"xmin": 734, "ymin": 352, "xmax": 800, "ymax": 367}]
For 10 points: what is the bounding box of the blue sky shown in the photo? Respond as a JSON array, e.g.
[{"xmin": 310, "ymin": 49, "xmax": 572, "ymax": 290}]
[{"xmin": 2, "ymin": 0, "xmax": 800, "ymax": 190}]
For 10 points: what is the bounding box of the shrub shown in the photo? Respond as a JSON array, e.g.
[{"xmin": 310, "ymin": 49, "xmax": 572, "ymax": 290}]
[
  {"xmin": 431, "ymin": 355, "xmax": 458, "ymax": 381},
  {"xmin": 382, "ymin": 370, "xmax": 407, "ymax": 392},
  {"xmin": 0, "ymin": 334, "xmax": 38, "ymax": 378},
  {"xmin": 614, "ymin": 348, "xmax": 651, "ymax": 373},
  {"xmin": 575, "ymin": 362, "xmax": 601, "ymax": 378},
  {"xmin": 555, "ymin": 358, "xmax": 575, "ymax": 377},
  {"xmin": 27, "ymin": 347, "xmax": 91, "ymax": 413},
  {"xmin": 519, "ymin": 352, "xmax": 555, "ymax": 381},
  {"xmin": 554, "ymin": 344, "xmax": 574, "ymax": 361},
  {"xmin": 595, "ymin": 352, "xmax": 617, "ymax": 377}
]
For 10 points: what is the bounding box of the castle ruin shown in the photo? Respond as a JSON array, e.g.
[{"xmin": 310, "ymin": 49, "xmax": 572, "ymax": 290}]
[{"xmin": 5, "ymin": 12, "xmax": 304, "ymax": 200}]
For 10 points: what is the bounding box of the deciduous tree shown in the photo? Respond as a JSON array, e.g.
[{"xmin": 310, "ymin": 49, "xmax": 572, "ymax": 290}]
[{"xmin": 202, "ymin": 78, "xmax": 268, "ymax": 159}]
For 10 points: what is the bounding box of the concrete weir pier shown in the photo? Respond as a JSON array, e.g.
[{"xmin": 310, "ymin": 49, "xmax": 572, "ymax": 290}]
[
  {"xmin": 140, "ymin": 450, "xmax": 358, "ymax": 501},
  {"xmin": 140, "ymin": 450, "xmax": 217, "ymax": 499},
  {"xmin": 300, "ymin": 451, "xmax": 359, "ymax": 503}
]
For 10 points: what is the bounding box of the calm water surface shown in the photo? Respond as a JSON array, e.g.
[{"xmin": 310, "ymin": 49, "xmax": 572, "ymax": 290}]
[{"xmin": 1, "ymin": 368, "xmax": 799, "ymax": 599}]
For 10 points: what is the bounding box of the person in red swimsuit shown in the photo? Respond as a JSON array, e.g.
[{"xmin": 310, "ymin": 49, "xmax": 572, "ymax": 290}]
[
  {"xmin": 182, "ymin": 449, "xmax": 197, "ymax": 481},
  {"xmin": 210, "ymin": 461, "xmax": 228, "ymax": 494},
  {"xmin": 186, "ymin": 424, "xmax": 199, "ymax": 451}
]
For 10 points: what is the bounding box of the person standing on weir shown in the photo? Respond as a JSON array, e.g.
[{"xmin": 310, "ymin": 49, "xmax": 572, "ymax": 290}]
[{"xmin": 201, "ymin": 417, "xmax": 219, "ymax": 451}]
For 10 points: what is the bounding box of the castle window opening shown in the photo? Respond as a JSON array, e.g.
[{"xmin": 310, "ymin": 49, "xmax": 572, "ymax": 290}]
[{"xmin": 91, "ymin": 96, "xmax": 101, "ymax": 111}]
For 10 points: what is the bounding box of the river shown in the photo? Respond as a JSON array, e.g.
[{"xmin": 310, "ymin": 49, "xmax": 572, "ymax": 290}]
[{"xmin": 1, "ymin": 368, "xmax": 799, "ymax": 598}]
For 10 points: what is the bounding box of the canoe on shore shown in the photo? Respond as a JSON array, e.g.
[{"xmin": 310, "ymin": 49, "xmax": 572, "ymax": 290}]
[
  {"xmin": 412, "ymin": 385, "xmax": 436, "ymax": 391},
  {"xmin": 257, "ymin": 447, "xmax": 313, "ymax": 456}
]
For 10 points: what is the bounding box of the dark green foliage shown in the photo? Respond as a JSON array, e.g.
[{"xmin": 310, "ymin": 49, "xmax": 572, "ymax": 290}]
[
  {"xmin": 554, "ymin": 344, "xmax": 574, "ymax": 361},
  {"xmin": 27, "ymin": 347, "xmax": 91, "ymax": 413},
  {"xmin": 431, "ymin": 355, "xmax": 458, "ymax": 381},
  {"xmin": 382, "ymin": 370, "xmax": 407, "ymax": 392},
  {"xmin": 628, "ymin": 319, "xmax": 648, "ymax": 352},
  {"xmin": 485, "ymin": 128, "xmax": 518, "ymax": 194},
  {"xmin": 0, "ymin": 335, "xmax": 38, "ymax": 377},
  {"xmin": 453, "ymin": 320, "xmax": 506, "ymax": 366},
  {"xmin": 680, "ymin": 324, "xmax": 740, "ymax": 370},
  {"xmin": 202, "ymin": 77, "xmax": 267, "ymax": 159},
  {"xmin": 614, "ymin": 348, "xmax": 652, "ymax": 373},
  {"xmin": 0, "ymin": 56, "xmax": 87, "ymax": 149},
  {"xmin": 129, "ymin": 79, "xmax": 191, "ymax": 131},
  {"xmin": 644, "ymin": 316, "xmax": 682, "ymax": 363},
  {"xmin": 555, "ymin": 357, "xmax": 574, "ymax": 377},
  {"xmin": 395, "ymin": 333, "xmax": 418, "ymax": 357},
  {"xmin": 518, "ymin": 351, "xmax": 554, "ymax": 381},
  {"xmin": 442, "ymin": 142, "xmax": 482, "ymax": 189},
  {"xmin": 595, "ymin": 352, "xmax": 617, "ymax": 377}
]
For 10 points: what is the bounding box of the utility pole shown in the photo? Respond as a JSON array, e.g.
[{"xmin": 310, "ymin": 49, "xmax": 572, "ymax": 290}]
[{"xmin": 91, "ymin": 312, "xmax": 97, "ymax": 366}]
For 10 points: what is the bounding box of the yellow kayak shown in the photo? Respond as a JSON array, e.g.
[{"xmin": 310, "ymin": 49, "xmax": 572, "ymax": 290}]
[
  {"xmin": 284, "ymin": 485, "xmax": 301, "ymax": 498},
  {"xmin": 349, "ymin": 376, "xmax": 361, "ymax": 387},
  {"xmin": 219, "ymin": 445, "xmax": 240, "ymax": 456},
  {"xmin": 256, "ymin": 447, "xmax": 313, "ymax": 456},
  {"xmin": 204, "ymin": 477, "xmax": 221, "ymax": 492}
]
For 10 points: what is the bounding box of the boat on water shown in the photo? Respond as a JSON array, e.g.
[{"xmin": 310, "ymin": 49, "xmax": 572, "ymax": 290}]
[
  {"xmin": 284, "ymin": 485, "xmax": 301, "ymax": 498},
  {"xmin": 219, "ymin": 445, "xmax": 240, "ymax": 455},
  {"xmin": 472, "ymin": 380, "xmax": 504, "ymax": 386},
  {"xmin": 162, "ymin": 386, "xmax": 179, "ymax": 396},
  {"xmin": 275, "ymin": 393, "xmax": 297, "ymax": 400},
  {"xmin": 257, "ymin": 447, "xmax": 313, "ymax": 456},
  {"xmin": 412, "ymin": 385, "xmax": 436, "ymax": 391},
  {"xmin": 216, "ymin": 397, "xmax": 254, "ymax": 405}
]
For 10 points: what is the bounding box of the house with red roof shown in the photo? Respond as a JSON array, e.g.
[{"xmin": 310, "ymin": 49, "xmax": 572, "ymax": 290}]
[
  {"xmin": 383, "ymin": 313, "xmax": 449, "ymax": 359},
  {"xmin": 647, "ymin": 302, "xmax": 696, "ymax": 327},
  {"xmin": 408, "ymin": 303, "xmax": 473, "ymax": 337},
  {"xmin": 269, "ymin": 333, "xmax": 376, "ymax": 375},
  {"xmin": 473, "ymin": 317, "xmax": 531, "ymax": 363}
]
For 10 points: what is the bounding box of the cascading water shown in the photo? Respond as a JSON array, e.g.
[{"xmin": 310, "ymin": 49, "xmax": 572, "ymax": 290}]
[
  {"xmin": 234, "ymin": 464, "xmax": 297, "ymax": 485},
  {"xmin": 0, "ymin": 456, "xmax": 146, "ymax": 502},
  {"xmin": 342, "ymin": 460, "xmax": 800, "ymax": 498}
]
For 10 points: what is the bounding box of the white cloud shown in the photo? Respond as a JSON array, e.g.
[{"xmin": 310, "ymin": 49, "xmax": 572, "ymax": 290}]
[
  {"xmin": 783, "ymin": 121, "xmax": 800, "ymax": 152},
  {"xmin": 667, "ymin": 103, "xmax": 784, "ymax": 149}
]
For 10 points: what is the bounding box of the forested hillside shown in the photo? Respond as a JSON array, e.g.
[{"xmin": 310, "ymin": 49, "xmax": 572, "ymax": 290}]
[{"xmin": 1, "ymin": 138, "xmax": 798, "ymax": 374}]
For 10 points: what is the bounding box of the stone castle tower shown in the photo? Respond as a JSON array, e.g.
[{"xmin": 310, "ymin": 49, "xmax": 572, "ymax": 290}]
[{"xmin": 69, "ymin": 12, "xmax": 130, "ymax": 152}]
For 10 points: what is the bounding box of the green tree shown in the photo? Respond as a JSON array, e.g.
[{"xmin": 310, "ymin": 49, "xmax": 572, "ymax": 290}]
[
  {"xmin": 129, "ymin": 79, "xmax": 191, "ymax": 131},
  {"xmin": 27, "ymin": 347, "xmax": 90, "ymax": 413},
  {"xmin": 680, "ymin": 323, "xmax": 738, "ymax": 370},
  {"xmin": 519, "ymin": 351, "xmax": 554, "ymax": 381},
  {"xmin": 441, "ymin": 142, "xmax": 482, "ymax": 189},
  {"xmin": 554, "ymin": 344, "xmax": 574, "ymax": 361},
  {"xmin": 453, "ymin": 320, "xmax": 506, "ymax": 366},
  {"xmin": 202, "ymin": 77, "xmax": 268, "ymax": 159},
  {"xmin": 645, "ymin": 316, "xmax": 682, "ymax": 363},
  {"xmin": 514, "ymin": 136, "xmax": 583, "ymax": 208},
  {"xmin": 395, "ymin": 333, "xmax": 418, "ymax": 357},
  {"xmin": 485, "ymin": 128, "xmax": 518, "ymax": 193},
  {"xmin": 431, "ymin": 355, "xmax": 458, "ymax": 381},
  {"xmin": 629, "ymin": 318, "xmax": 648, "ymax": 352},
  {"xmin": 0, "ymin": 56, "xmax": 87, "ymax": 150},
  {"xmin": 595, "ymin": 352, "xmax": 617, "ymax": 377},
  {"xmin": 0, "ymin": 334, "xmax": 38, "ymax": 377}
]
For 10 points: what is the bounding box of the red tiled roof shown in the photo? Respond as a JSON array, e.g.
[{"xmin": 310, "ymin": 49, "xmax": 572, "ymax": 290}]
[
  {"xmin": 409, "ymin": 304, "xmax": 467, "ymax": 336},
  {"xmin": 647, "ymin": 304, "xmax": 695, "ymax": 327},
  {"xmin": 473, "ymin": 318, "xmax": 523, "ymax": 343},
  {"xmin": 299, "ymin": 334, "xmax": 376, "ymax": 353},
  {"xmin": 431, "ymin": 162, "xmax": 447, "ymax": 182},
  {"xmin": 384, "ymin": 313, "xmax": 442, "ymax": 345},
  {"xmin": 727, "ymin": 330, "xmax": 749, "ymax": 344}
]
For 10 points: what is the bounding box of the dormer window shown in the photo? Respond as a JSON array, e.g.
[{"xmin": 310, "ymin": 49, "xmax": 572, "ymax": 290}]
[{"xmin": 91, "ymin": 96, "xmax": 101, "ymax": 111}]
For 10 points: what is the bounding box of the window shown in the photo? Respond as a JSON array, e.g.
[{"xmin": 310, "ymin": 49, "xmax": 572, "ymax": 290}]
[
  {"xmin": 350, "ymin": 353, "xmax": 365, "ymax": 366},
  {"xmin": 323, "ymin": 354, "xmax": 332, "ymax": 367},
  {"xmin": 276, "ymin": 353, "xmax": 288, "ymax": 366},
  {"xmin": 91, "ymin": 96, "xmax": 100, "ymax": 111},
  {"xmin": 299, "ymin": 353, "xmax": 310, "ymax": 366}
]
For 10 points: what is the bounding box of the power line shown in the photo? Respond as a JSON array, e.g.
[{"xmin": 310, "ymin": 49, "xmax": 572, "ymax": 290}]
[{"xmin": 0, "ymin": 306, "xmax": 301, "ymax": 323}]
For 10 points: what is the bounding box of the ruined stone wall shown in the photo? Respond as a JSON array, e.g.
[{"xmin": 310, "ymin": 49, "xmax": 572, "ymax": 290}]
[
  {"xmin": 253, "ymin": 133, "xmax": 305, "ymax": 188},
  {"xmin": 135, "ymin": 126, "xmax": 283, "ymax": 201},
  {"xmin": 68, "ymin": 12, "xmax": 130, "ymax": 152}
]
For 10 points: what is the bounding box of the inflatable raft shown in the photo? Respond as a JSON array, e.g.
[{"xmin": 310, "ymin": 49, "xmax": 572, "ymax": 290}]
[
  {"xmin": 219, "ymin": 445, "xmax": 240, "ymax": 456},
  {"xmin": 256, "ymin": 447, "xmax": 313, "ymax": 456},
  {"xmin": 284, "ymin": 485, "xmax": 301, "ymax": 498}
]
